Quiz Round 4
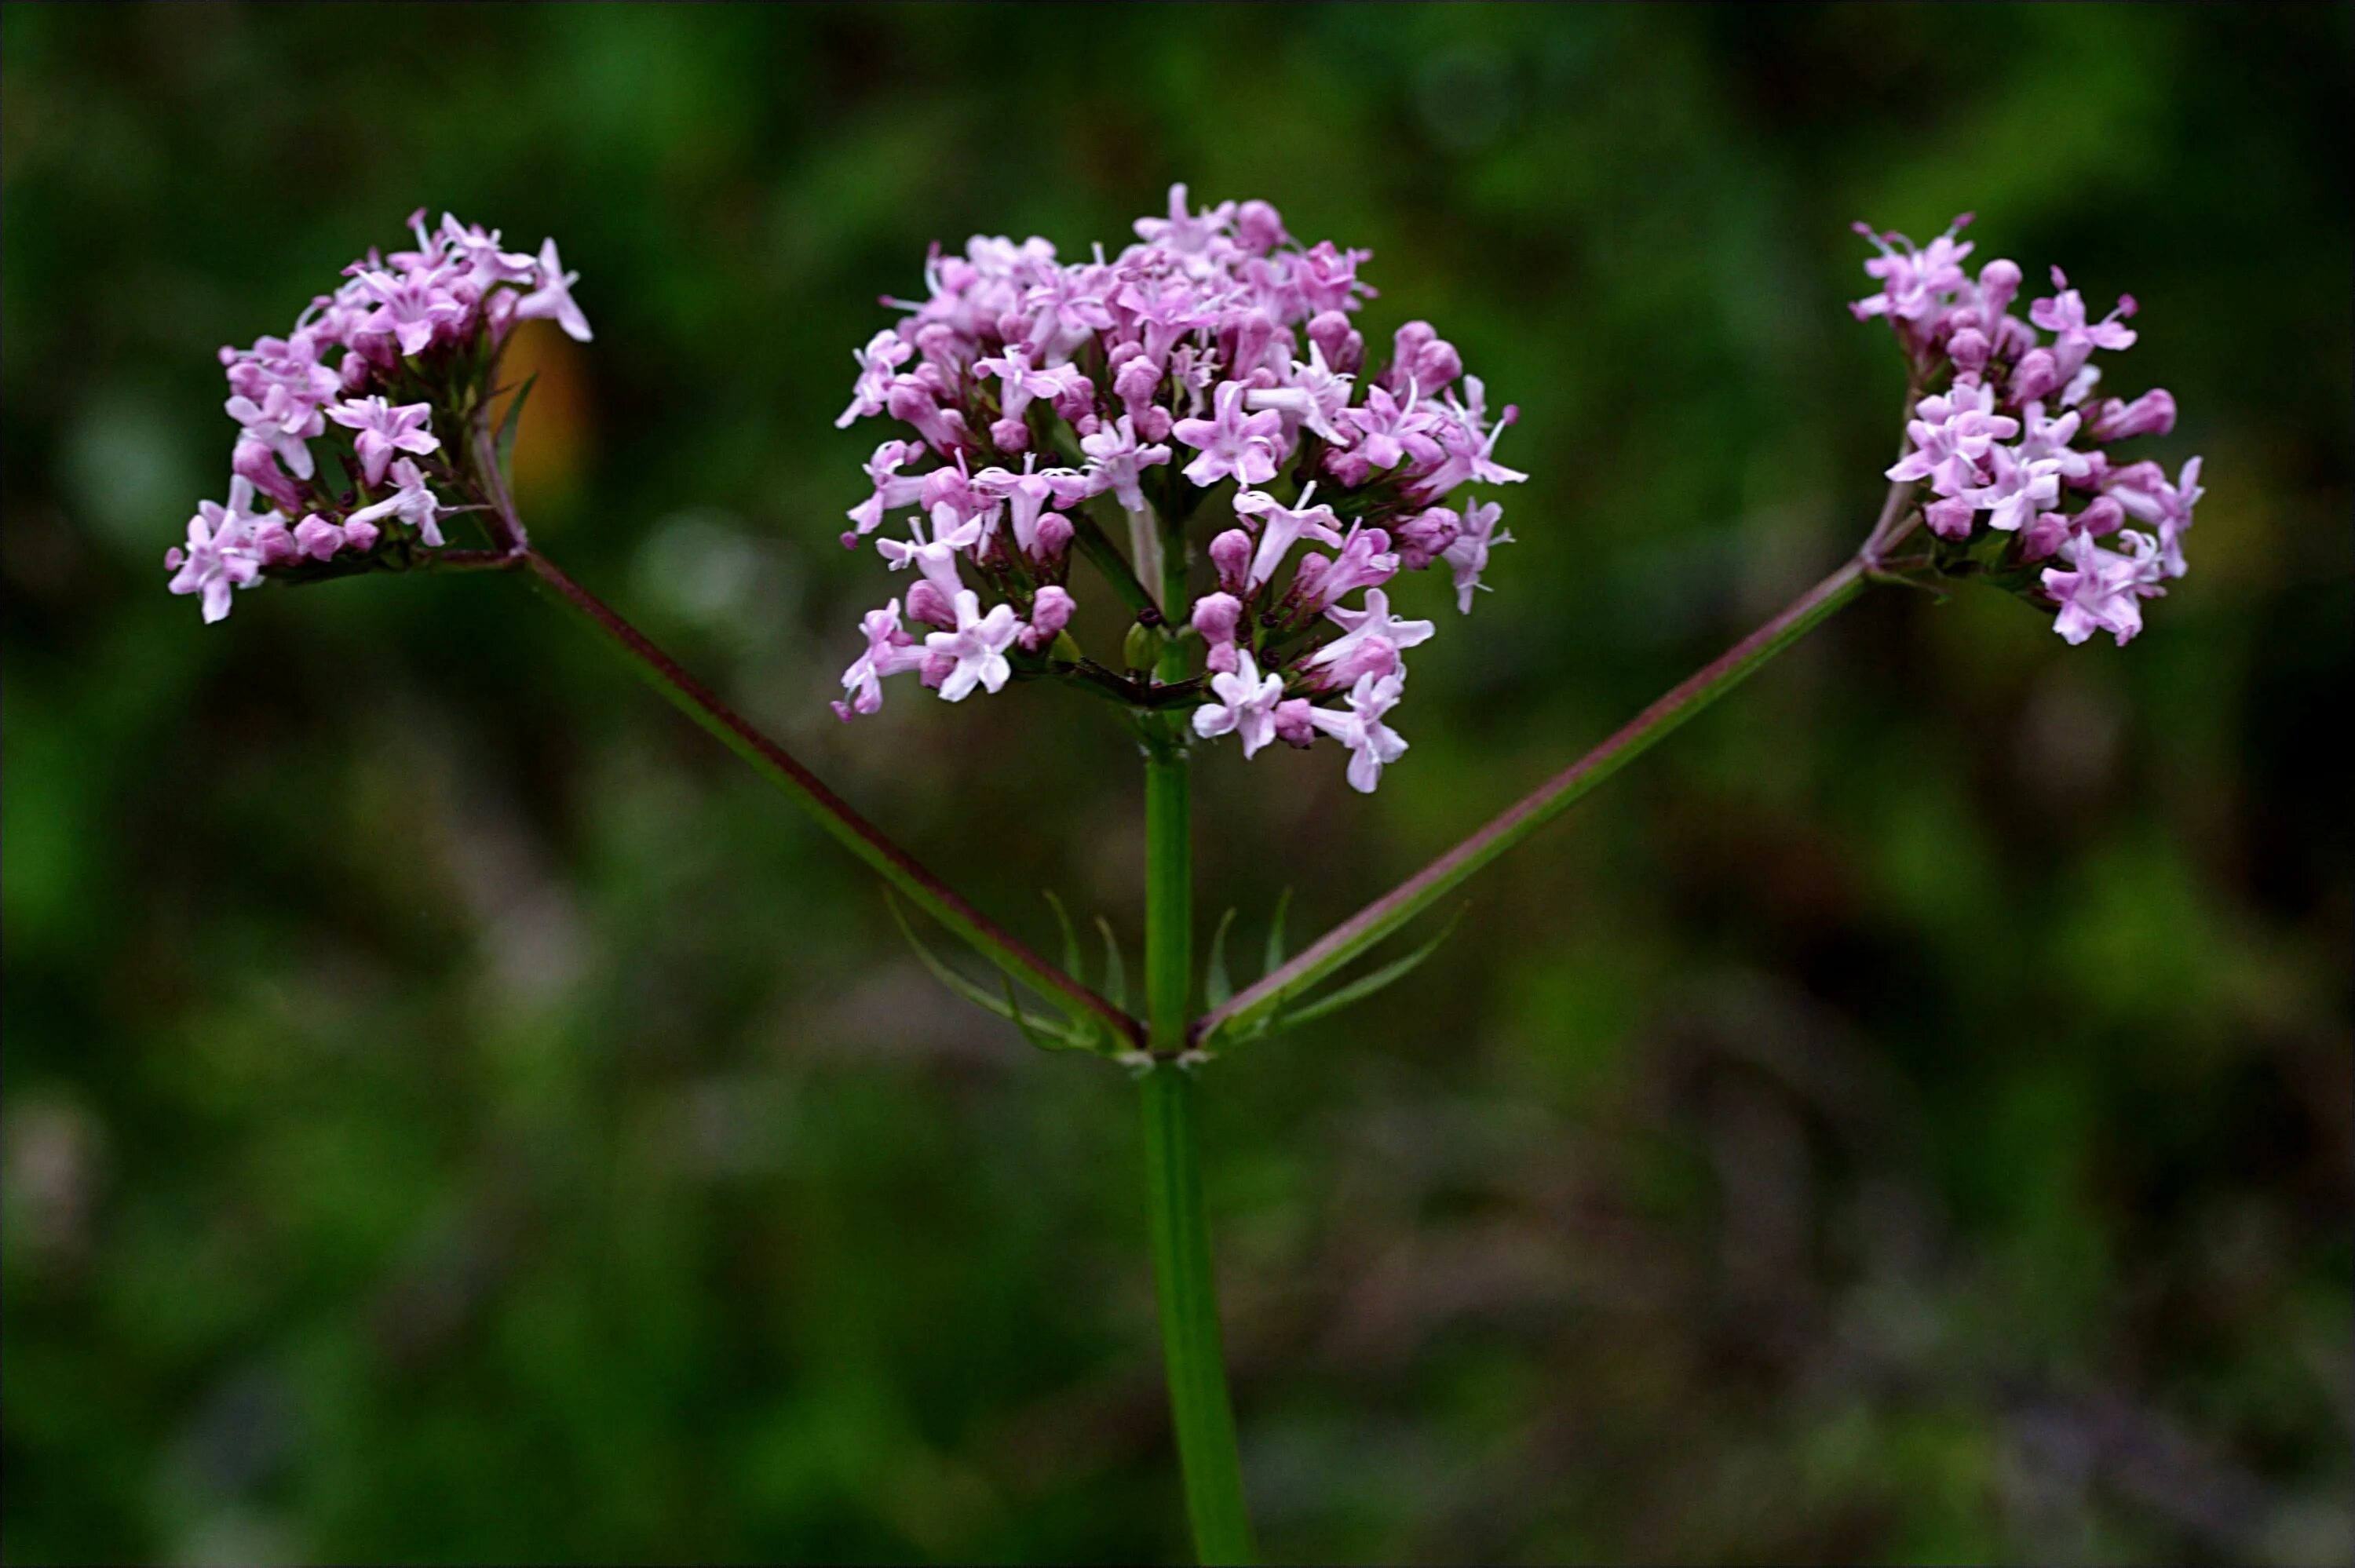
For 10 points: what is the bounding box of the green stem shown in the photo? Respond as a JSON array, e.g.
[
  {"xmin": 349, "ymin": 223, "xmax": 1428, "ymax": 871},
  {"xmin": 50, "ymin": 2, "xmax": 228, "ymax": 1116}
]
[
  {"xmin": 1142, "ymin": 516, "xmax": 1252, "ymax": 1560},
  {"xmin": 1141, "ymin": 733, "xmax": 1254, "ymax": 1563}
]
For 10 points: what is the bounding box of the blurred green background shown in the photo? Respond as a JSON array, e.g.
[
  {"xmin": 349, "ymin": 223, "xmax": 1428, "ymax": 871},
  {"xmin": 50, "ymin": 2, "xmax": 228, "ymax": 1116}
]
[{"xmin": 4, "ymin": 4, "xmax": 2350, "ymax": 1563}]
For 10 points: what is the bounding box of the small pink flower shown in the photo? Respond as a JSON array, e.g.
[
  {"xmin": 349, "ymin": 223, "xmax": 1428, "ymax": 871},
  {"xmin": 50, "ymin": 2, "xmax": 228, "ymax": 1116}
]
[
  {"xmin": 514, "ymin": 239, "xmax": 593, "ymax": 343},
  {"xmin": 1308, "ymin": 672, "xmax": 1409, "ymax": 793},
  {"xmin": 1172, "ymin": 381, "xmax": 1283, "ymax": 489},
  {"xmin": 327, "ymin": 396, "xmax": 440, "ymax": 487},
  {"xmin": 923, "ymin": 590, "xmax": 1021, "ymax": 702},
  {"xmin": 345, "ymin": 458, "xmax": 446, "ymax": 546},
  {"xmin": 1191, "ymin": 652, "xmax": 1287, "ymax": 758},
  {"xmin": 834, "ymin": 599, "xmax": 930, "ymax": 719}
]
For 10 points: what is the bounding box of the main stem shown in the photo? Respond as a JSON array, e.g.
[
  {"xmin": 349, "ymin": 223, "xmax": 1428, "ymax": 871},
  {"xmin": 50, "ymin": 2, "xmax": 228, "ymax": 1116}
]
[{"xmin": 1141, "ymin": 552, "xmax": 1254, "ymax": 1563}]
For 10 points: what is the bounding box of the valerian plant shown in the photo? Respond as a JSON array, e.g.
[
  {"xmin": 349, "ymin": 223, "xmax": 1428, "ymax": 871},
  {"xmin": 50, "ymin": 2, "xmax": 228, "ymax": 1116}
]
[{"xmin": 172, "ymin": 195, "xmax": 2201, "ymax": 1565}]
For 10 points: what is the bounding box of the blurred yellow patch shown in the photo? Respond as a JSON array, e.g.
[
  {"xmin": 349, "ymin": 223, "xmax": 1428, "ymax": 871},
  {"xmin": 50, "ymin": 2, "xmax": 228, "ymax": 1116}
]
[{"xmin": 494, "ymin": 319, "xmax": 593, "ymax": 523}]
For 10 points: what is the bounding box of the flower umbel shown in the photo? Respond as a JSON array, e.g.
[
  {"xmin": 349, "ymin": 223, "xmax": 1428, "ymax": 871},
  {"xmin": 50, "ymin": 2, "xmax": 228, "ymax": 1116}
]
[
  {"xmin": 1852, "ymin": 217, "xmax": 2200, "ymax": 644},
  {"xmin": 831, "ymin": 186, "xmax": 1527, "ymax": 793},
  {"xmin": 168, "ymin": 210, "xmax": 591, "ymax": 622}
]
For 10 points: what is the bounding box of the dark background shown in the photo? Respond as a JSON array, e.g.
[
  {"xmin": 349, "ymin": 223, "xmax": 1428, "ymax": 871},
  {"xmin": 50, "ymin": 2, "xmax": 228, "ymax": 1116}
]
[{"xmin": 5, "ymin": 5, "xmax": 2350, "ymax": 1563}]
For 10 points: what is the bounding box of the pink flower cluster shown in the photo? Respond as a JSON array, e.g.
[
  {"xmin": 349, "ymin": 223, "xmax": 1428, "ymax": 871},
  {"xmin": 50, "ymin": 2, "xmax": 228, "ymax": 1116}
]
[
  {"xmin": 166, "ymin": 210, "xmax": 590, "ymax": 622},
  {"xmin": 1853, "ymin": 216, "xmax": 2202, "ymax": 647},
  {"xmin": 834, "ymin": 185, "xmax": 1526, "ymax": 792}
]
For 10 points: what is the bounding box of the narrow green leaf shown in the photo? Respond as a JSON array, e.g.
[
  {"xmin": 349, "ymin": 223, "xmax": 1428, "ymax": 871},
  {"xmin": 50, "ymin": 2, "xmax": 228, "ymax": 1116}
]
[
  {"xmin": 1261, "ymin": 887, "xmax": 1293, "ymax": 977},
  {"xmin": 1042, "ymin": 890, "xmax": 1085, "ymax": 984},
  {"xmin": 1095, "ymin": 916, "xmax": 1127, "ymax": 1012},
  {"xmin": 1203, "ymin": 908, "xmax": 1239, "ymax": 1009},
  {"xmin": 1274, "ymin": 906, "xmax": 1468, "ymax": 1033},
  {"xmin": 493, "ymin": 373, "xmax": 538, "ymax": 480},
  {"xmin": 887, "ymin": 894, "xmax": 1093, "ymax": 1049}
]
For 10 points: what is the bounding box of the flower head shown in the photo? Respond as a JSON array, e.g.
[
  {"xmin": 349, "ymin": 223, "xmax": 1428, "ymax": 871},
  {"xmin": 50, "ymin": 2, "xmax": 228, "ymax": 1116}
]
[
  {"xmin": 826, "ymin": 186, "xmax": 1521, "ymax": 791},
  {"xmin": 1852, "ymin": 217, "xmax": 2202, "ymax": 647},
  {"xmin": 169, "ymin": 211, "xmax": 594, "ymax": 621}
]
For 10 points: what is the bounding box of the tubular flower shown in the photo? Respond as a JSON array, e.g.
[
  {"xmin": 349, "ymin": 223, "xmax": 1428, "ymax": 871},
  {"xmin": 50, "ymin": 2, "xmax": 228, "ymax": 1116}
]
[
  {"xmin": 831, "ymin": 186, "xmax": 1526, "ymax": 793},
  {"xmin": 168, "ymin": 210, "xmax": 593, "ymax": 620},
  {"xmin": 1853, "ymin": 216, "xmax": 2201, "ymax": 645}
]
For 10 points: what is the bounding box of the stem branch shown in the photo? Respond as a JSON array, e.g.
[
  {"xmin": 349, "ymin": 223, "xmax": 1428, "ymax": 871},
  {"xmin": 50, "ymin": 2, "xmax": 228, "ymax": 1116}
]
[
  {"xmin": 1194, "ymin": 482, "xmax": 1918, "ymax": 1048},
  {"xmin": 521, "ymin": 550, "xmax": 1140, "ymax": 1047}
]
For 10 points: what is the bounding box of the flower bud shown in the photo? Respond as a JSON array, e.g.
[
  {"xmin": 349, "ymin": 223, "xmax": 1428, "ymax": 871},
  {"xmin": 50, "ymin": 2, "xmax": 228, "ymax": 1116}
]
[
  {"xmin": 1946, "ymin": 327, "xmax": 1991, "ymax": 377},
  {"xmin": 1235, "ymin": 199, "xmax": 1288, "ymax": 255},
  {"xmin": 1123, "ymin": 619, "xmax": 1164, "ymax": 671},
  {"xmin": 1306, "ymin": 310, "xmax": 1361, "ymax": 374},
  {"xmin": 2088, "ymin": 388, "xmax": 2175, "ymax": 443},
  {"xmin": 232, "ymin": 437, "xmax": 304, "ymax": 511},
  {"xmin": 2074, "ymin": 495, "xmax": 2126, "ymax": 538},
  {"xmin": 2010, "ymin": 348, "xmax": 2060, "ymax": 405},
  {"xmin": 1977, "ymin": 257, "xmax": 2022, "ymax": 320},
  {"xmin": 1925, "ymin": 496, "xmax": 1977, "ymax": 540},
  {"xmin": 906, "ymin": 579, "xmax": 958, "ymax": 629},
  {"xmin": 1415, "ymin": 337, "xmax": 1462, "ymax": 390},
  {"xmin": 1209, "ymin": 528, "xmax": 1253, "ymax": 593},
  {"xmin": 293, "ymin": 513, "xmax": 347, "ymax": 560},
  {"xmin": 2019, "ymin": 510, "xmax": 2073, "ymax": 561},
  {"xmin": 1032, "ymin": 510, "xmax": 1074, "ymax": 560},
  {"xmin": 1393, "ymin": 506, "xmax": 1462, "ymax": 571},
  {"xmin": 1019, "ymin": 585, "xmax": 1075, "ymax": 651},
  {"xmin": 1384, "ymin": 321, "xmax": 1437, "ymax": 391}
]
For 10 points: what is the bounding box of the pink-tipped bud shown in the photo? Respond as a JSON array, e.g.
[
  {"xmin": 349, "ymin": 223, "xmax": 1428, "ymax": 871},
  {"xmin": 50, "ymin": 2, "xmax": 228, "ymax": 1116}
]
[
  {"xmin": 1229, "ymin": 308, "xmax": 1277, "ymax": 381},
  {"xmin": 1235, "ymin": 199, "xmax": 1289, "ymax": 255},
  {"xmin": 1306, "ymin": 310, "xmax": 1362, "ymax": 374},
  {"xmin": 1113, "ymin": 355, "xmax": 1162, "ymax": 402},
  {"xmin": 2010, "ymin": 348, "xmax": 2061, "ymax": 405},
  {"xmin": 915, "ymin": 321, "xmax": 965, "ymax": 370},
  {"xmin": 990, "ymin": 417, "xmax": 1030, "ymax": 451},
  {"xmin": 1925, "ymin": 496, "xmax": 1977, "ymax": 541},
  {"xmin": 1415, "ymin": 337, "xmax": 1462, "ymax": 390},
  {"xmin": 1020, "ymin": 584, "xmax": 1075, "ymax": 651},
  {"xmin": 1383, "ymin": 321, "xmax": 1437, "ymax": 391},
  {"xmin": 1209, "ymin": 528, "xmax": 1253, "ymax": 593},
  {"xmin": 1192, "ymin": 590, "xmax": 1243, "ymax": 642},
  {"xmin": 1051, "ymin": 375, "xmax": 1095, "ymax": 423},
  {"xmin": 1393, "ymin": 506, "xmax": 1462, "ymax": 571},
  {"xmin": 251, "ymin": 518, "xmax": 299, "ymax": 567},
  {"xmin": 2020, "ymin": 511, "xmax": 2073, "ymax": 561},
  {"xmin": 1946, "ymin": 328, "xmax": 1992, "ymax": 377},
  {"xmin": 2088, "ymin": 388, "xmax": 2175, "ymax": 443},
  {"xmin": 340, "ymin": 516, "xmax": 381, "ymax": 553},
  {"xmin": 906, "ymin": 579, "xmax": 958, "ymax": 629},
  {"xmin": 1272, "ymin": 698, "xmax": 1316, "ymax": 749},
  {"xmin": 2075, "ymin": 495, "xmax": 2127, "ymax": 538},
  {"xmin": 1032, "ymin": 511, "xmax": 1074, "ymax": 560},
  {"xmin": 232, "ymin": 437, "xmax": 304, "ymax": 512},
  {"xmin": 292, "ymin": 513, "xmax": 346, "ymax": 561},
  {"xmin": 1976, "ymin": 257, "xmax": 2022, "ymax": 320}
]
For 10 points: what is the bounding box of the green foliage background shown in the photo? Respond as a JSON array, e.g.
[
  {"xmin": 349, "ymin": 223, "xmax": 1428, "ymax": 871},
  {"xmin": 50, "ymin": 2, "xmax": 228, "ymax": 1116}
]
[{"xmin": 4, "ymin": 5, "xmax": 2349, "ymax": 1562}]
